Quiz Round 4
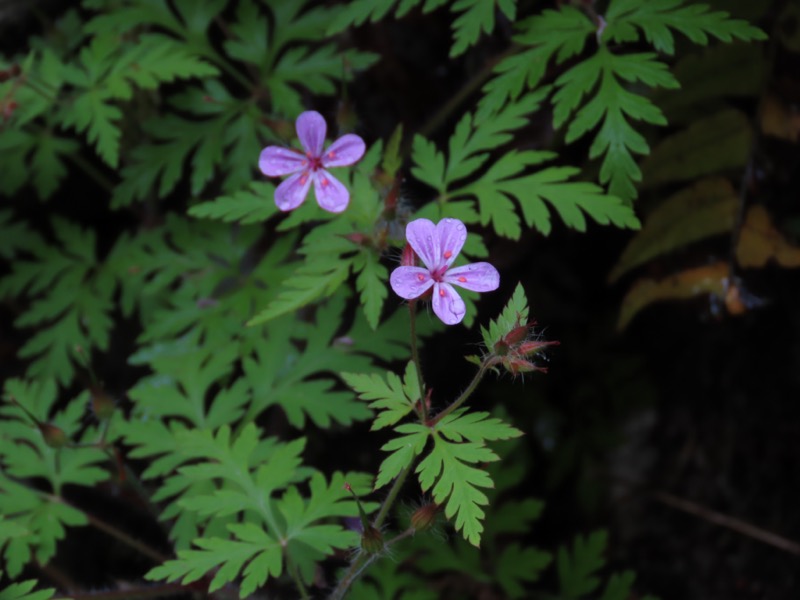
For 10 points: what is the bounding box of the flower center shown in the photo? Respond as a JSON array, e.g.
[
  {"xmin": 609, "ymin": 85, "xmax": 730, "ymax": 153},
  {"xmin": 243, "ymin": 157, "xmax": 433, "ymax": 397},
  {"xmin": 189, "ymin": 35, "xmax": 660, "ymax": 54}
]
[{"xmin": 306, "ymin": 152, "xmax": 323, "ymax": 171}]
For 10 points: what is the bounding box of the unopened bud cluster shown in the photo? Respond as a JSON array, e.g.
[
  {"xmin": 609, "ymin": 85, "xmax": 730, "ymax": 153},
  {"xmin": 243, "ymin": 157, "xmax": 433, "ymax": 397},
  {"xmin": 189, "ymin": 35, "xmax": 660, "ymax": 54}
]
[{"xmin": 490, "ymin": 318, "xmax": 559, "ymax": 375}]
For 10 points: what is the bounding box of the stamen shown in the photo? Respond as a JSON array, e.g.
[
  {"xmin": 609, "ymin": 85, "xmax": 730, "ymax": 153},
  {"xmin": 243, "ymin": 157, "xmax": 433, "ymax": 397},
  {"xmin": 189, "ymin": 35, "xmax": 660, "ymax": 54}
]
[
  {"xmin": 328, "ymin": 151, "xmax": 336, "ymax": 158},
  {"xmin": 321, "ymin": 177, "xmax": 329, "ymax": 187},
  {"xmin": 439, "ymin": 288, "xmax": 446, "ymax": 297},
  {"xmin": 458, "ymin": 276, "xmax": 466, "ymax": 282},
  {"xmin": 300, "ymin": 175, "xmax": 308, "ymax": 185},
  {"xmin": 444, "ymin": 250, "xmax": 452, "ymax": 259},
  {"xmin": 417, "ymin": 274, "xmax": 425, "ymax": 281}
]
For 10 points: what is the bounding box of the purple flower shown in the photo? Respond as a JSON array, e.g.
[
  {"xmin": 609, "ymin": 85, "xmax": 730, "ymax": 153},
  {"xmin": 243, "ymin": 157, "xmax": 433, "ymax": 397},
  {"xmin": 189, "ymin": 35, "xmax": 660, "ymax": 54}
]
[
  {"xmin": 258, "ymin": 111, "xmax": 366, "ymax": 213},
  {"xmin": 390, "ymin": 218, "xmax": 500, "ymax": 325}
]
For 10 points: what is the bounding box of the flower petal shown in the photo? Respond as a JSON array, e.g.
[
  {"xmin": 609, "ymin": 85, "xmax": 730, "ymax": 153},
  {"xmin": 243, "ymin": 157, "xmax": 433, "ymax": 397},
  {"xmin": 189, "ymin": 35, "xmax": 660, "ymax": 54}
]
[
  {"xmin": 321, "ymin": 134, "xmax": 366, "ymax": 167},
  {"xmin": 313, "ymin": 169, "xmax": 349, "ymax": 213},
  {"xmin": 259, "ymin": 146, "xmax": 307, "ymax": 177},
  {"xmin": 432, "ymin": 282, "xmax": 466, "ymax": 325},
  {"xmin": 405, "ymin": 218, "xmax": 439, "ymax": 270},
  {"xmin": 274, "ymin": 171, "xmax": 312, "ymax": 211},
  {"xmin": 390, "ymin": 266, "xmax": 434, "ymax": 300},
  {"xmin": 296, "ymin": 111, "xmax": 326, "ymax": 157},
  {"xmin": 435, "ymin": 218, "xmax": 467, "ymax": 268},
  {"xmin": 444, "ymin": 262, "xmax": 500, "ymax": 292}
]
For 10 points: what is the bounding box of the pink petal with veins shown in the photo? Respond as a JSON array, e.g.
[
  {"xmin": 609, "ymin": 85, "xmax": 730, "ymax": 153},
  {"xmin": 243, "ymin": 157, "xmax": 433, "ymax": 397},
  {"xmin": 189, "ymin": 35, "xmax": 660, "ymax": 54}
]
[
  {"xmin": 259, "ymin": 146, "xmax": 306, "ymax": 177},
  {"xmin": 274, "ymin": 171, "xmax": 312, "ymax": 211},
  {"xmin": 322, "ymin": 134, "xmax": 366, "ymax": 168},
  {"xmin": 296, "ymin": 111, "xmax": 326, "ymax": 157},
  {"xmin": 390, "ymin": 266, "xmax": 434, "ymax": 299},
  {"xmin": 432, "ymin": 282, "xmax": 466, "ymax": 325},
  {"xmin": 444, "ymin": 262, "xmax": 500, "ymax": 292},
  {"xmin": 313, "ymin": 170, "xmax": 350, "ymax": 213},
  {"xmin": 405, "ymin": 218, "xmax": 439, "ymax": 270},
  {"xmin": 436, "ymin": 218, "xmax": 467, "ymax": 268}
]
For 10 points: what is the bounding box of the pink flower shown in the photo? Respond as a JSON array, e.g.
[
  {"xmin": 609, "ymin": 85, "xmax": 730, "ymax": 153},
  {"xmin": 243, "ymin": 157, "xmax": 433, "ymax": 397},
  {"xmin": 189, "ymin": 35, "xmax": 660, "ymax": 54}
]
[
  {"xmin": 258, "ymin": 111, "xmax": 366, "ymax": 213},
  {"xmin": 390, "ymin": 218, "xmax": 500, "ymax": 325}
]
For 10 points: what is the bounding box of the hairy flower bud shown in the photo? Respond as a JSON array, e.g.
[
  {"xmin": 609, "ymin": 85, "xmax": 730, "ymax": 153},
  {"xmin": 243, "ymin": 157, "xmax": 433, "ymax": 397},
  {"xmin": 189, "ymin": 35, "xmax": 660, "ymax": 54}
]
[
  {"xmin": 400, "ymin": 242, "xmax": 416, "ymax": 267},
  {"xmin": 39, "ymin": 423, "xmax": 69, "ymax": 448},
  {"xmin": 502, "ymin": 357, "xmax": 547, "ymax": 375},
  {"xmin": 90, "ymin": 386, "xmax": 115, "ymax": 420},
  {"xmin": 360, "ymin": 525, "xmax": 384, "ymax": 554},
  {"xmin": 410, "ymin": 503, "xmax": 440, "ymax": 533}
]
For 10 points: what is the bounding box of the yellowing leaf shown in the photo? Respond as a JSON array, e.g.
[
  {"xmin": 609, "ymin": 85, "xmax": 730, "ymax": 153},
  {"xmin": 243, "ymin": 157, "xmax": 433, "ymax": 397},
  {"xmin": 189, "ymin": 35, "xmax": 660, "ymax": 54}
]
[
  {"xmin": 736, "ymin": 205, "xmax": 800, "ymax": 268},
  {"xmin": 617, "ymin": 262, "xmax": 729, "ymax": 330},
  {"xmin": 609, "ymin": 177, "xmax": 738, "ymax": 282},
  {"xmin": 759, "ymin": 93, "xmax": 800, "ymax": 143}
]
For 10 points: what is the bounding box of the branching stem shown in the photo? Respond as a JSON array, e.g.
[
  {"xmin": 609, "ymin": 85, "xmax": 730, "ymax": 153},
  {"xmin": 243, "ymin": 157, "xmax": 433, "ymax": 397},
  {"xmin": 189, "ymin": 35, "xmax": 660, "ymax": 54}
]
[{"xmin": 430, "ymin": 360, "xmax": 489, "ymax": 425}]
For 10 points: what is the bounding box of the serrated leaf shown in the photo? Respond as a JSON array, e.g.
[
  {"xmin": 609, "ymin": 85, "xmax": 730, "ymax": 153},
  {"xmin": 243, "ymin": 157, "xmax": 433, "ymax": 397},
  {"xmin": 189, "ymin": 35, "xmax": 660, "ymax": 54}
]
[
  {"xmin": 558, "ymin": 530, "xmax": 608, "ymax": 599},
  {"xmin": 0, "ymin": 578, "xmax": 58, "ymax": 600},
  {"xmin": 481, "ymin": 282, "xmax": 529, "ymax": 350},
  {"xmin": 604, "ymin": 0, "xmax": 767, "ymax": 55},
  {"xmin": 375, "ymin": 424, "xmax": 429, "ymax": 489},
  {"xmin": 417, "ymin": 435, "xmax": 498, "ymax": 546},
  {"xmin": 353, "ymin": 250, "xmax": 388, "ymax": 330},
  {"xmin": 342, "ymin": 362, "xmax": 419, "ymax": 430},
  {"xmin": 189, "ymin": 182, "xmax": 279, "ymax": 224},
  {"xmin": 435, "ymin": 409, "xmax": 523, "ymax": 443},
  {"xmin": 478, "ymin": 6, "xmax": 595, "ymax": 116}
]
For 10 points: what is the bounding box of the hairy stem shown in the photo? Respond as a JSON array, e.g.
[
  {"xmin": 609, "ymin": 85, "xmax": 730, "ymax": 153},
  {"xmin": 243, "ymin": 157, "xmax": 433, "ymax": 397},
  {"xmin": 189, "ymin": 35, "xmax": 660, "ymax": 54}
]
[
  {"xmin": 430, "ymin": 361, "xmax": 489, "ymax": 425},
  {"xmin": 374, "ymin": 461, "xmax": 413, "ymax": 529},
  {"xmin": 407, "ymin": 301, "xmax": 427, "ymax": 421}
]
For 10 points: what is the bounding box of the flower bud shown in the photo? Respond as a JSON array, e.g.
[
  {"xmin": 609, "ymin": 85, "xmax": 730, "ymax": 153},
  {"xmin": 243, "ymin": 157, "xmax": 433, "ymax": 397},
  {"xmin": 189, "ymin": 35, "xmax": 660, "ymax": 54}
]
[
  {"xmin": 360, "ymin": 525, "xmax": 384, "ymax": 554},
  {"xmin": 502, "ymin": 357, "xmax": 546, "ymax": 375},
  {"xmin": 39, "ymin": 423, "xmax": 69, "ymax": 448},
  {"xmin": 400, "ymin": 242, "xmax": 416, "ymax": 267},
  {"xmin": 518, "ymin": 339, "xmax": 560, "ymax": 356},
  {"xmin": 90, "ymin": 386, "xmax": 115, "ymax": 421},
  {"xmin": 410, "ymin": 503, "xmax": 440, "ymax": 533}
]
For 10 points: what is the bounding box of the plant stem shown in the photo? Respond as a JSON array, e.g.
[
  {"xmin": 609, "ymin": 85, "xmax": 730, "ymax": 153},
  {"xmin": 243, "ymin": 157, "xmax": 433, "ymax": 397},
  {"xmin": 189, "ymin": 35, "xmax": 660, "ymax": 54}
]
[
  {"xmin": 374, "ymin": 461, "xmax": 413, "ymax": 529},
  {"xmin": 328, "ymin": 463, "xmax": 416, "ymax": 600},
  {"xmin": 430, "ymin": 361, "xmax": 489, "ymax": 425},
  {"xmin": 407, "ymin": 301, "xmax": 427, "ymax": 422},
  {"xmin": 328, "ymin": 553, "xmax": 374, "ymax": 600},
  {"xmin": 287, "ymin": 557, "xmax": 310, "ymax": 600},
  {"xmin": 45, "ymin": 494, "xmax": 169, "ymax": 564},
  {"xmin": 67, "ymin": 152, "xmax": 116, "ymax": 193}
]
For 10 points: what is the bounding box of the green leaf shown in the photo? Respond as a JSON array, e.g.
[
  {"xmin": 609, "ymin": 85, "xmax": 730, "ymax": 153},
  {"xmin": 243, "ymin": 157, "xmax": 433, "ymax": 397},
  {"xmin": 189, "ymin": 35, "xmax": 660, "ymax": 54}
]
[
  {"xmin": 352, "ymin": 250, "xmax": 388, "ymax": 330},
  {"xmin": 448, "ymin": 0, "xmax": 517, "ymax": 58},
  {"xmin": 342, "ymin": 361, "xmax": 420, "ymax": 430},
  {"xmin": 552, "ymin": 47, "xmax": 680, "ymax": 202},
  {"xmin": 496, "ymin": 543, "xmax": 553, "ymax": 598},
  {"xmin": 0, "ymin": 475, "xmax": 87, "ymax": 578},
  {"xmin": 0, "ymin": 578, "xmax": 58, "ymax": 600},
  {"xmin": 557, "ymin": 530, "xmax": 608, "ymax": 599},
  {"xmin": 435, "ymin": 409, "xmax": 523, "ymax": 443},
  {"xmin": 0, "ymin": 380, "xmax": 108, "ymax": 493},
  {"xmin": 243, "ymin": 295, "xmax": 375, "ymax": 429},
  {"xmin": 478, "ymin": 6, "xmax": 595, "ymax": 116},
  {"xmin": 417, "ymin": 435, "xmax": 498, "ymax": 546},
  {"xmin": 604, "ymin": 0, "xmax": 768, "ymax": 55},
  {"xmin": 146, "ymin": 523, "xmax": 281, "ymax": 598},
  {"xmin": 0, "ymin": 218, "xmax": 118, "ymax": 384},
  {"xmin": 454, "ymin": 151, "xmax": 640, "ymax": 238},
  {"xmin": 375, "ymin": 424, "xmax": 430, "ymax": 489},
  {"xmin": 188, "ymin": 182, "xmax": 279, "ymax": 224},
  {"xmin": 481, "ymin": 282, "xmax": 529, "ymax": 351}
]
